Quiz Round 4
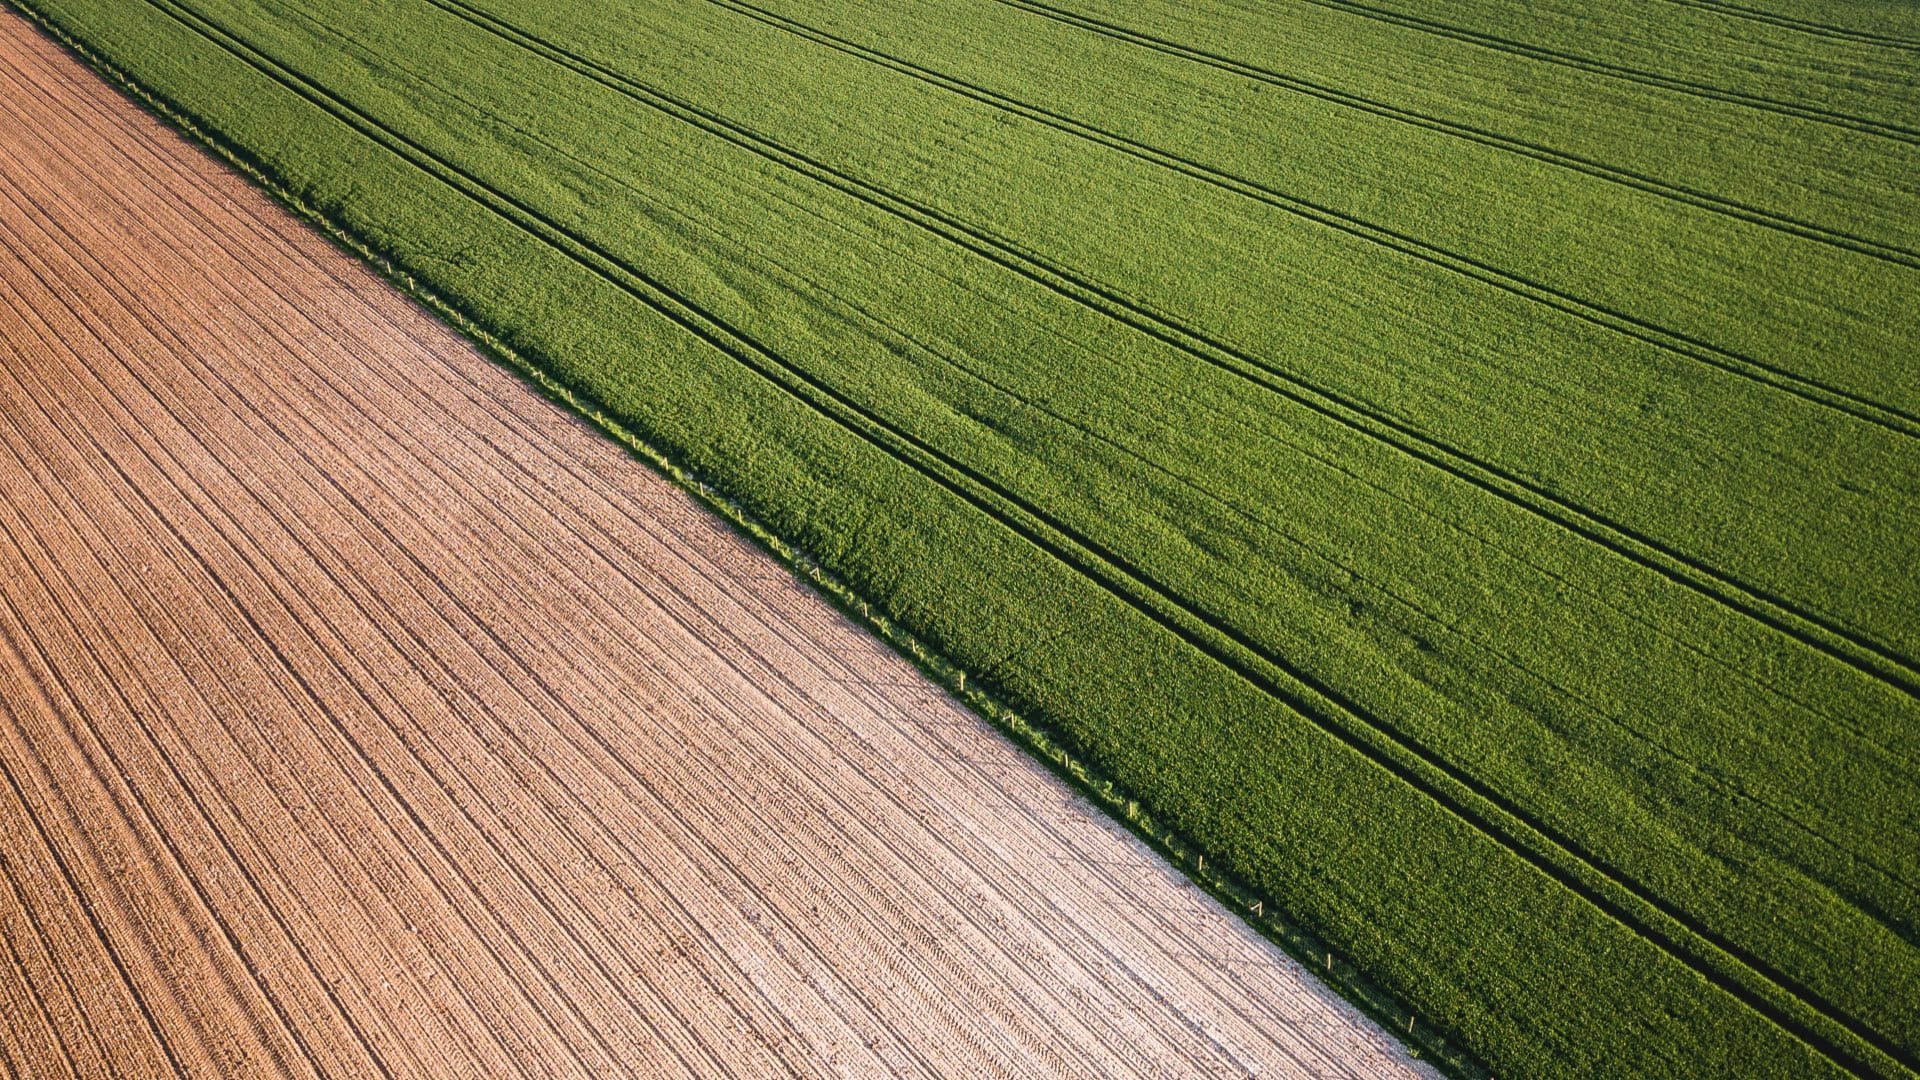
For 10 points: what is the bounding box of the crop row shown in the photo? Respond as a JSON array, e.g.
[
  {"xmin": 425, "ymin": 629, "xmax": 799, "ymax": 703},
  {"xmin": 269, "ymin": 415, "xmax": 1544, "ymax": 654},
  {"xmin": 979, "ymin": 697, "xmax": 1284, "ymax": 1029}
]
[{"xmin": 22, "ymin": 0, "xmax": 1916, "ymax": 1073}]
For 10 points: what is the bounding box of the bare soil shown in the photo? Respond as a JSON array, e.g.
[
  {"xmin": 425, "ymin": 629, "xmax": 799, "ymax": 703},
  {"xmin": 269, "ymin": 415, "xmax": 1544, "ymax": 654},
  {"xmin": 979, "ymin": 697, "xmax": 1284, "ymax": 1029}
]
[{"xmin": 0, "ymin": 12, "xmax": 1434, "ymax": 1077}]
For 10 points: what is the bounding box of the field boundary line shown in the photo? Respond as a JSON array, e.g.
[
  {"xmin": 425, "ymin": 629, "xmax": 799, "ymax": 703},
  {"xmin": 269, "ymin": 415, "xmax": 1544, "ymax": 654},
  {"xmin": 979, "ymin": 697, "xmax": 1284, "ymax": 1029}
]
[
  {"xmin": 79, "ymin": 0, "xmax": 1919, "ymax": 1073},
  {"xmin": 989, "ymin": 0, "xmax": 1920, "ymax": 272},
  {"xmin": 431, "ymin": 0, "xmax": 1920, "ymax": 734},
  {"xmin": 0, "ymin": 4, "xmax": 1493, "ymax": 1075},
  {"xmin": 27, "ymin": 149, "xmax": 1100, "ymax": 1069},
  {"xmin": 0, "ymin": 156, "xmax": 804, "ymax": 1075}
]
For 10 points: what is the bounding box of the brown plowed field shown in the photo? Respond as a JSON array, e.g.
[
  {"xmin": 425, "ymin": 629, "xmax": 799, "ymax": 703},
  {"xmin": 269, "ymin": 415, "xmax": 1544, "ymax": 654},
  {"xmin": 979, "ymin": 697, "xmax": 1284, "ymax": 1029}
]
[{"xmin": 0, "ymin": 11, "xmax": 1434, "ymax": 1077}]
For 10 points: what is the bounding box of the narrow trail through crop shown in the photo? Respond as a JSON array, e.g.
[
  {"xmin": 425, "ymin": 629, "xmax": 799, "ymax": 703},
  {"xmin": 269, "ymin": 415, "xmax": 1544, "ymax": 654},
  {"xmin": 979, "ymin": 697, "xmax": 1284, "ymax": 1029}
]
[
  {"xmin": 1658, "ymin": 0, "xmax": 1920, "ymax": 49},
  {"xmin": 984, "ymin": 0, "xmax": 1920, "ymax": 270},
  {"xmin": 0, "ymin": 13, "xmax": 1437, "ymax": 1077},
  {"xmin": 699, "ymin": 0, "xmax": 1920, "ymax": 443},
  {"xmin": 103, "ymin": 0, "xmax": 1913, "ymax": 1074},
  {"xmin": 430, "ymin": 0, "xmax": 1920, "ymax": 794},
  {"xmin": 1287, "ymin": 0, "xmax": 1920, "ymax": 143},
  {"xmin": 12, "ymin": 0, "xmax": 1912, "ymax": 1074},
  {"xmin": 442, "ymin": 0, "xmax": 1920, "ymax": 702}
]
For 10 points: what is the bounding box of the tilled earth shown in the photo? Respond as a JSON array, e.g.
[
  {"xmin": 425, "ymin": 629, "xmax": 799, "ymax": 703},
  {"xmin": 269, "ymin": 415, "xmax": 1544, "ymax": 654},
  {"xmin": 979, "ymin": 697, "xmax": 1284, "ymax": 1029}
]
[{"xmin": 0, "ymin": 12, "xmax": 1433, "ymax": 1078}]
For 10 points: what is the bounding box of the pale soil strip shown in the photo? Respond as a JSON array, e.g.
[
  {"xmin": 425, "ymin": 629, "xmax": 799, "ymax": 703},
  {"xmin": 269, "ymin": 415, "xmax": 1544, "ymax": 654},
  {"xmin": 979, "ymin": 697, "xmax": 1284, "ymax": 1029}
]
[
  {"xmin": 7, "ymin": 73, "xmax": 1320, "ymax": 1068},
  {"xmin": 0, "ymin": 11, "xmax": 1438, "ymax": 1078}
]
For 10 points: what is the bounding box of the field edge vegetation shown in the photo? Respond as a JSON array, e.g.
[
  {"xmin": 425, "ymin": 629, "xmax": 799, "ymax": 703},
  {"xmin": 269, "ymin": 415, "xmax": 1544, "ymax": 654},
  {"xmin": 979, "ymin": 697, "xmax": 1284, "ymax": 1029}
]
[{"xmin": 0, "ymin": 3, "xmax": 1489, "ymax": 1073}]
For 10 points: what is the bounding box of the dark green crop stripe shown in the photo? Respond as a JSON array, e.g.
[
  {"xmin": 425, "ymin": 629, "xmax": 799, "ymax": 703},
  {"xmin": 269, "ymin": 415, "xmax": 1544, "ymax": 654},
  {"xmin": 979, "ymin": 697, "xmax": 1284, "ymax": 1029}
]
[{"xmin": 18, "ymin": 0, "xmax": 1915, "ymax": 1074}]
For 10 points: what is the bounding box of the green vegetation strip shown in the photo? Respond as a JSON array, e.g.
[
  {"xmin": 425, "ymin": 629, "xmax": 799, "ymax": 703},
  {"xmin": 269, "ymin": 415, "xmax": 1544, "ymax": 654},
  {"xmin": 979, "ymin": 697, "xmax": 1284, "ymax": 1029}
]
[{"xmin": 16, "ymin": 0, "xmax": 1915, "ymax": 1074}]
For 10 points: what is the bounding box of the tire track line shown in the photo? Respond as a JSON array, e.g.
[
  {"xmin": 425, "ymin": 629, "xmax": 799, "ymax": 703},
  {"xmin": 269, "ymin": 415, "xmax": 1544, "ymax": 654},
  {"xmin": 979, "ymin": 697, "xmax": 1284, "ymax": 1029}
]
[
  {"xmin": 171, "ymin": 270, "xmax": 1114, "ymax": 1077},
  {"xmin": 397, "ymin": 0, "xmax": 1920, "ymax": 753},
  {"xmin": 0, "ymin": 95, "xmax": 885, "ymax": 1077},
  {"xmin": 407, "ymin": 334, "xmax": 1331, "ymax": 1077},
  {"xmin": 0, "ymin": 14, "xmax": 1442, "ymax": 1076},
  {"xmin": 0, "ymin": 111, "xmax": 614, "ymax": 1076},
  {"xmin": 0, "ymin": 1015, "xmax": 21, "ymax": 1080},
  {"xmin": 0, "ymin": 307, "xmax": 347, "ymax": 1080},
  {"xmin": 0, "ymin": 448, "xmax": 341, "ymax": 1080},
  {"xmin": 0, "ymin": 266, "xmax": 470, "ymax": 1080},
  {"xmin": 985, "ymin": 0, "xmax": 1920, "ymax": 268},
  {"xmin": 0, "ymin": 771, "xmax": 160, "ymax": 1079},
  {"xmin": 1284, "ymin": 0, "xmax": 1920, "ymax": 143},
  {"xmin": 686, "ymin": 0, "xmax": 1920, "ymax": 441},
  {"xmin": 117, "ymin": 2, "xmax": 1907, "ymax": 1073},
  {"xmin": 3, "ymin": 166, "xmax": 787, "ymax": 1076},
  {"xmin": 42, "ymin": 159, "xmax": 947, "ymax": 1078},
  {"xmin": 571, "ymin": 518, "xmax": 1322, "ymax": 1077},
  {"xmin": 434, "ymin": 0, "xmax": 1920, "ymax": 701},
  {"xmin": 1658, "ymin": 0, "xmax": 1920, "ymax": 50},
  {"xmin": 0, "ymin": 731, "xmax": 127, "ymax": 1077},
  {"xmin": 0, "ymin": 183, "xmax": 565, "ymax": 1077},
  {"xmin": 0, "ymin": 846, "xmax": 82, "ymax": 1080},
  {"xmin": 232, "ymin": 132, "xmax": 1382, "ymax": 1068},
  {"xmin": 0, "ymin": 90, "xmax": 871, "ymax": 1068},
  {"xmin": 409, "ymin": 263, "xmax": 1760, "ymax": 1076},
  {"xmin": 291, "ymin": 270, "xmax": 1282, "ymax": 1068},
  {"xmin": 0, "ymin": 625, "xmax": 198, "ymax": 1080},
  {"xmin": 161, "ymin": 333, "xmax": 909, "ymax": 1079},
  {"xmin": 429, "ymin": 0, "xmax": 1920, "ymax": 709},
  {"xmin": 270, "ymin": 241, "xmax": 1260, "ymax": 1075}
]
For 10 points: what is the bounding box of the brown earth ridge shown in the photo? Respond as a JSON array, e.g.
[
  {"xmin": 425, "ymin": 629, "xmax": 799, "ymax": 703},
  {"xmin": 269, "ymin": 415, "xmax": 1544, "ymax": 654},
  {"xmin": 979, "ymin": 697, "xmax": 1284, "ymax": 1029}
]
[{"xmin": 0, "ymin": 11, "xmax": 1435, "ymax": 1077}]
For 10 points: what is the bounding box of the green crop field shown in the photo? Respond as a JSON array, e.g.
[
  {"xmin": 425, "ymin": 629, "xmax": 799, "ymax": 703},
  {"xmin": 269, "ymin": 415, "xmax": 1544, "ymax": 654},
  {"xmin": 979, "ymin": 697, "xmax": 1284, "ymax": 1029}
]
[{"xmin": 16, "ymin": 0, "xmax": 1915, "ymax": 1073}]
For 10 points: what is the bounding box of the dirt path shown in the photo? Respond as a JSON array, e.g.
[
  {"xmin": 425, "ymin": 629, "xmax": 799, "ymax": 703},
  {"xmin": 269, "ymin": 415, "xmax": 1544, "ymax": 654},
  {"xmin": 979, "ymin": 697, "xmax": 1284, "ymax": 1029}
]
[{"xmin": 0, "ymin": 12, "xmax": 1435, "ymax": 1077}]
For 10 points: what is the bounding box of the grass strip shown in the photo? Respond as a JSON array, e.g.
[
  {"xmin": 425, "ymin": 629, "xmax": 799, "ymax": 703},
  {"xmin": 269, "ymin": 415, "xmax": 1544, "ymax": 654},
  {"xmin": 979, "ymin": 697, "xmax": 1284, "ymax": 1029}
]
[{"xmin": 13, "ymin": 0, "xmax": 1915, "ymax": 1074}]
